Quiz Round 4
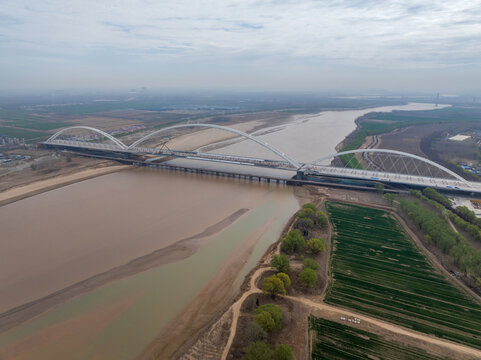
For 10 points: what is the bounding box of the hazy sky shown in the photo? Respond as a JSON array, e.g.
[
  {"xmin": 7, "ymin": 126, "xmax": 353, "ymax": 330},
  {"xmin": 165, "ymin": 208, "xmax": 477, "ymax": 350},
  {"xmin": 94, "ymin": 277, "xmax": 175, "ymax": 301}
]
[{"xmin": 1, "ymin": 0, "xmax": 481, "ymax": 92}]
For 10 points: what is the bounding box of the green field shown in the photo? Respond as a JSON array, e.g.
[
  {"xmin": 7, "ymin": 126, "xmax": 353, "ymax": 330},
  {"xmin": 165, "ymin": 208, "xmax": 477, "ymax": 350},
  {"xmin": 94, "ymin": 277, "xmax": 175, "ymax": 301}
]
[
  {"xmin": 339, "ymin": 106, "xmax": 481, "ymax": 168},
  {"xmin": 325, "ymin": 202, "xmax": 481, "ymax": 349},
  {"xmin": 0, "ymin": 109, "xmax": 70, "ymax": 132},
  {"xmin": 4, "ymin": 121, "xmax": 71, "ymax": 131},
  {"xmin": 309, "ymin": 316, "xmax": 443, "ymax": 360},
  {"xmin": 0, "ymin": 126, "xmax": 50, "ymax": 141}
]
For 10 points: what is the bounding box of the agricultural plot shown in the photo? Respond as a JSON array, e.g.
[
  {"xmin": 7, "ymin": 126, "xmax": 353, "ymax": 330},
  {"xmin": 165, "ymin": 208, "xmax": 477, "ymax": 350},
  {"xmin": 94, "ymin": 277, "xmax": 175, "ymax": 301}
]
[
  {"xmin": 0, "ymin": 126, "xmax": 50, "ymax": 141},
  {"xmin": 309, "ymin": 316, "xmax": 443, "ymax": 360},
  {"xmin": 325, "ymin": 202, "xmax": 481, "ymax": 349}
]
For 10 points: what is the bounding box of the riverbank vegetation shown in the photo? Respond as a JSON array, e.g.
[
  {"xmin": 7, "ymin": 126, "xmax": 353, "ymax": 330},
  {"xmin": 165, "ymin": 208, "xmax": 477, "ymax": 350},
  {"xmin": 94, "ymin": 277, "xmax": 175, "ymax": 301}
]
[
  {"xmin": 405, "ymin": 188, "xmax": 481, "ymax": 286},
  {"xmin": 232, "ymin": 298, "xmax": 297, "ymax": 360},
  {"xmin": 325, "ymin": 201, "xmax": 481, "ymax": 349},
  {"xmin": 279, "ymin": 203, "xmax": 327, "ymax": 294}
]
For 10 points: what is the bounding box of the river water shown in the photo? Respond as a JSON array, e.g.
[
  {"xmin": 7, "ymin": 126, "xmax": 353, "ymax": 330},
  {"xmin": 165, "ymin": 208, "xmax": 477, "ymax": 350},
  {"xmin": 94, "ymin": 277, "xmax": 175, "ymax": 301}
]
[{"xmin": 0, "ymin": 102, "xmax": 442, "ymax": 359}]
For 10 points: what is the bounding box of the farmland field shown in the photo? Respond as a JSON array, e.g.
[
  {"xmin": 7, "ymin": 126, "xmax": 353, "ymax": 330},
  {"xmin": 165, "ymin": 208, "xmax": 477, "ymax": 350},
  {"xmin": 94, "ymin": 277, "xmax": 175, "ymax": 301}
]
[
  {"xmin": 325, "ymin": 202, "xmax": 481, "ymax": 349},
  {"xmin": 309, "ymin": 316, "xmax": 443, "ymax": 360},
  {"xmin": 0, "ymin": 126, "xmax": 50, "ymax": 141}
]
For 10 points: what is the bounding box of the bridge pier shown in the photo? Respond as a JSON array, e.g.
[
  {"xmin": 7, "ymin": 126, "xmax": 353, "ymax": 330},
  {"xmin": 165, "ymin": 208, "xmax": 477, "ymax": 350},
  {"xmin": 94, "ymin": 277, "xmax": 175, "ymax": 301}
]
[{"xmin": 296, "ymin": 170, "xmax": 305, "ymax": 180}]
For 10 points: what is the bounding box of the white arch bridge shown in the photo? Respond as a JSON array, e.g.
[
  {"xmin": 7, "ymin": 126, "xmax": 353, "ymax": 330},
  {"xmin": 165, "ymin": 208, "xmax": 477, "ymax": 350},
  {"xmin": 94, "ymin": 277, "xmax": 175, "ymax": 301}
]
[{"xmin": 43, "ymin": 124, "xmax": 481, "ymax": 194}]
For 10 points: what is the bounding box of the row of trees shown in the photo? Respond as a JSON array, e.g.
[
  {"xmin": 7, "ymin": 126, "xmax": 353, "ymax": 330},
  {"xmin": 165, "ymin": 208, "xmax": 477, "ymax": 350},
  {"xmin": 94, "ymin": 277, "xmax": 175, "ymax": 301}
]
[
  {"xmin": 422, "ymin": 187, "xmax": 452, "ymax": 207},
  {"xmin": 421, "ymin": 187, "xmax": 481, "ymax": 233},
  {"xmin": 456, "ymin": 205, "xmax": 481, "ymax": 229},
  {"xmin": 280, "ymin": 230, "xmax": 326, "ymax": 255},
  {"xmin": 448, "ymin": 211, "xmax": 481, "ymax": 242},
  {"xmin": 400, "ymin": 198, "xmax": 481, "ymax": 285}
]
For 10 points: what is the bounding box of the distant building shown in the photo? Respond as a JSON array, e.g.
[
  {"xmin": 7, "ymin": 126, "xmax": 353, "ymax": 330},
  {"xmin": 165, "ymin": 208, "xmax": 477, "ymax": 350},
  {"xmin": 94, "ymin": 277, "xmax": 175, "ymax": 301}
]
[{"xmin": 449, "ymin": 134, "xmax": 471, "ymax": 141}]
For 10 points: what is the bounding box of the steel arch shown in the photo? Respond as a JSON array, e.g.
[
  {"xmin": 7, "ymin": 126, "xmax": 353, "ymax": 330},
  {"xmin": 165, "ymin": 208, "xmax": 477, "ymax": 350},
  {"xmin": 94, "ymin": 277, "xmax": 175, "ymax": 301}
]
[
  {"xmin": 128, "ymin": 123, "xmax": 300, "ymax": 168},
  {"xmin": 46, "ymin": 126, "xmax": 128, "ymax": 149},
  {"xmin": 304, "ymin": 148, "xmax": 470, "ymax": 186}
]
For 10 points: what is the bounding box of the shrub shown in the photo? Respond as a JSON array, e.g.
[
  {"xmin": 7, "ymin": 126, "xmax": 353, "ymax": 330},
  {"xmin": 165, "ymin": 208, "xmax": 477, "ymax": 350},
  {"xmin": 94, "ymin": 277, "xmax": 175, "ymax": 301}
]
[
  {"xmin": 255, "ymin": 304, "xmax": 283, "ymax": 330},
  {"xmin": 384, "ymin": 193, "xmax": 395, "ymax": 205},
  {"xmin": 318, "ymin": 211, "xmax": 328, "ymax": 227},
  {"xmin": 246, "ymin": 321, "xmax": 267, "ymax": 342},
  {"xmin": 262, "ymin": 274, "xmax": 286, "ymax": 296},
  {"xmin": 243, "ymin": 341, "xmax": 274, "ymax": 360},
  {"xmin": 298, "ymin": 207, "xmax": 316, "ymax": 221},
  {"xmin": 298, "ymin": 268, "xmax": 317, "ymax": 288},
  {"xmin": 276, "ymin": 272, "xmax": 291, "ymax": 289},
  {"xmin": 306, "ymin": 238, "xmax": 326, "ymax": 254},
  {"xmin": 294, "ymin": 217, "xmax": 314, "ymax": 235},
  {"xmin": 302, "ymin": 258, "xmax": 319, "ymax": 270},
  {"xmin": 302, "ymin": 203, "xmax": 317, "ymax": 212},
  {"xmin": 271, "ymin": 254, "xmax": 291, "ymax": 273},
  {"xmin": 281, "ymin": 230, "xmax": 306, "ymax": 254},
  {"xmin": 274, "ymin": 344, "xmax": 294, "ymax": 360},
  {"xmin": 254, "ymin": 311, "xmax": 275, "ymax": 332}
]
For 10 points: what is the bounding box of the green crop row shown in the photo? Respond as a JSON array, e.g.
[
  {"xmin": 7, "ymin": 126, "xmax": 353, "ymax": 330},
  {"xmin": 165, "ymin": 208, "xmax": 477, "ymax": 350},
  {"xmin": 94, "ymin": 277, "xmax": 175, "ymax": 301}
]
[
  {"xmin": 309, "ymin": 316, "xmax": 443, "ymax": 360},
  {"xmin": 325, "ymin": 202, "xmax": 481, "ymax": 350}
]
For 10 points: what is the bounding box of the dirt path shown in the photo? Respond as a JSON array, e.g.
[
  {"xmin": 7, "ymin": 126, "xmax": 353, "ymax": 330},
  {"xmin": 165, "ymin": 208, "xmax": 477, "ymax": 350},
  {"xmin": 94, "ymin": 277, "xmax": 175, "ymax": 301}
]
[
  {"xmin": 220, "ymin": 198, "xmax": 481, "ymax": 359},
  {"xmin": 222, "ymin": 263, "xmax": 481, "ymax": 360},
  {"xmin": 290, "ymin": 297, "xmax": 481, "ymax": 359},
  {"xmin": 220, "ymin": 267, "xmax": 267, "ymax": 360}
]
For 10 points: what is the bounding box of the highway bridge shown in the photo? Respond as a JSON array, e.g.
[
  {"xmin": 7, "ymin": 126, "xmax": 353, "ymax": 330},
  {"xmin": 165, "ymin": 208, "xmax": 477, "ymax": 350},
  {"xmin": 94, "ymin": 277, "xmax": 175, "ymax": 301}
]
[{"xmin": 42, "ymin": 124, "xmax": 481, "ymax": 195}]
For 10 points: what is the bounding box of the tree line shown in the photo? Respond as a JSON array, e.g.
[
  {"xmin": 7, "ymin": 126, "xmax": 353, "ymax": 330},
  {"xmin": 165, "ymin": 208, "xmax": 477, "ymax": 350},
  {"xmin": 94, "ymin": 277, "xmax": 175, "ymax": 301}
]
[{"xmin": 399, "ymin": 196, "xmax": 481, "ymax": 286}]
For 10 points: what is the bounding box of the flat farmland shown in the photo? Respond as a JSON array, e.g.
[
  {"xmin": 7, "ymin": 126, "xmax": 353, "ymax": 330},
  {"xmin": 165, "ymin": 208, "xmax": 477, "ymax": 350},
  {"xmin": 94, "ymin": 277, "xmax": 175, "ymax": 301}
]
[
  {"xmin": 309, "ymin": 316, "xmax": 443, "ymax": 360},
  {"xmin": 325, "ymin": 202, "xmax": 481, "ymax": 349}
]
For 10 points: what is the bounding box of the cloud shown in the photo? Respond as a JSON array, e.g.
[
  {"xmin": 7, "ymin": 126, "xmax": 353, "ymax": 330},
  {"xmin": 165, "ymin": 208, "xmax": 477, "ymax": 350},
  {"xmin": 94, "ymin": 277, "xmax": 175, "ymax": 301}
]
[{"xmin": 1, "ymin": 0, "xmax": 481, "ymax": 90}]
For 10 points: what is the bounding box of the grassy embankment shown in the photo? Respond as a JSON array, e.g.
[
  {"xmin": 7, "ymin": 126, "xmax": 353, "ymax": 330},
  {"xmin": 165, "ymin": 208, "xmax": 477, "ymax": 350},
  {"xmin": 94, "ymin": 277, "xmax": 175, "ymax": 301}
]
[{"xmin": 325, "ymin": 201, "xmax": 481, "ymax": 349}]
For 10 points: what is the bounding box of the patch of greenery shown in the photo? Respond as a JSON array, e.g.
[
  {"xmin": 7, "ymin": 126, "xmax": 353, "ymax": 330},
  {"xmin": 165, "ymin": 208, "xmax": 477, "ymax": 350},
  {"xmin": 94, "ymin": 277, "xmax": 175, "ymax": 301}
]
[
  {"xmin": 309, "ymin": 316, "xmax": 444, "ymax": 360},
  {"xmin": 262, "ymin": 274, "xmax": 290, "ymax": 296},
  {"xmin": 271, "ymin": 254, "xmax": 291, "ymax": 274},
  {"xmin": 325, "ymin": 202, "xmax": 481, "ymax": 349},
  {"xmin": 254, "ymin": 304, "xmax": 283, "ymax": 331},
  {"xmin": 280, "ymin": 230, "xmax": 306, "ymax": 254},
  {"xmin": 0, "ymin": 126, "xmax": 49, "ymax": 141},
  {"xmin": 6, "ymin": 121, "xmax": 71, "ymax": 131},
  {"xmin": 298, "ymin": 268, "xmax": 317, "ymax": 288}
]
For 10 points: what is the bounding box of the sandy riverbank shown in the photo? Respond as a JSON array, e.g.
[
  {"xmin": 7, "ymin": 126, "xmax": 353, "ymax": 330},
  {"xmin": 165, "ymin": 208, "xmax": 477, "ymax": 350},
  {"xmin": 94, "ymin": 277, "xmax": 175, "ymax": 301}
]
[{"xmin": 0, "ymin": 164, "xmax": 129, "ymax": 207}]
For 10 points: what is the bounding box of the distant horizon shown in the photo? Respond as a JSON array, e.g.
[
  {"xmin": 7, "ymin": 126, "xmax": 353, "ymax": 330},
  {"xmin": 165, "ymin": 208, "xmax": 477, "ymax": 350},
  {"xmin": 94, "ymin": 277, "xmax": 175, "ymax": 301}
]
[
  {"xmin": 0, "ymin": 87, "xmax": 478, "ymax": 98},
  {"xmin": 1, "ymin": 1, "xmax": 481, "ymax": 93}
]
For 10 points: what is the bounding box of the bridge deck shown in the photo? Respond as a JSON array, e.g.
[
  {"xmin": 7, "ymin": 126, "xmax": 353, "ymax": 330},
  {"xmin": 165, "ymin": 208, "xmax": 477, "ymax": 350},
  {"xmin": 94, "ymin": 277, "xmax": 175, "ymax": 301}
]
[{"xmin": 42, "ymin": 140, "xmax": 481, "ymax": 194}]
